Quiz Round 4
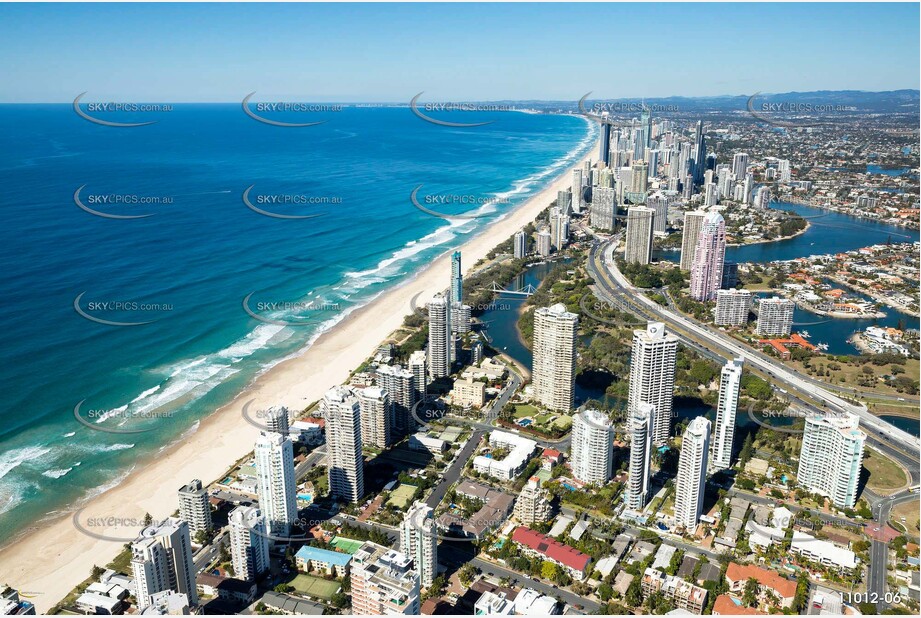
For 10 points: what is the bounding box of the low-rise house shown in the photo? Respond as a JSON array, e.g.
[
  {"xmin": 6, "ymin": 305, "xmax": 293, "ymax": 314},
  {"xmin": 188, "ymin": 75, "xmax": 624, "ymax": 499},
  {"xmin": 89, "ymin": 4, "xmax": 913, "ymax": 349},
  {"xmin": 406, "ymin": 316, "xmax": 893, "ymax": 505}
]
[
  {"xmin": 196, "ymin": 574, "xmax": 257, "ymax": 605},
  {"xmin": 642, "ymin": 568, "xmax": 708, "ymax": 614},
  {"xmin": 791, "ymin": 532, "xmax": 858, "ymax": 571},
  {"xmin": 260, "ymin": 591, "xmax": 325, "ymax": 615},
  {"xmin": 472, "ymin": 431, "xmax": 537, "ymax": 481},
  {"xmin": 511, "ymin": 526, "xmax": 591, "ymax": 580},
  {"xmin": 712, "ymin": 594, "xmax": 766, "ymax": 615},
  {"xmin": 613, "ymin": 571, "xmax": 634, "ymax": 597},
  {"xmin": 409, "ymin": 432, "xmax": 447, "ymax": 454},
  {"xmin": 295, "ymin": 544, "xmax": 352, "ymax": 577},
  {"xmin": 725, "ymin": 562, "xmax": 796, "ymax": 609},
  {"xmin": 75, "ymin": 592, "xmax": 123, "ymax": 615}
]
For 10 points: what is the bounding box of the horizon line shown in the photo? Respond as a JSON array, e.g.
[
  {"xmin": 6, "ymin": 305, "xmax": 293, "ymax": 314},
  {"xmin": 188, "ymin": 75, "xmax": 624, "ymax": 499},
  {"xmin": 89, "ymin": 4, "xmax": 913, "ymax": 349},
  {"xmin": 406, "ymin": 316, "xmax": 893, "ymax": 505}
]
[{"xmin": 2, "ymin": 88, "xmax": 919, "ymax": 106}]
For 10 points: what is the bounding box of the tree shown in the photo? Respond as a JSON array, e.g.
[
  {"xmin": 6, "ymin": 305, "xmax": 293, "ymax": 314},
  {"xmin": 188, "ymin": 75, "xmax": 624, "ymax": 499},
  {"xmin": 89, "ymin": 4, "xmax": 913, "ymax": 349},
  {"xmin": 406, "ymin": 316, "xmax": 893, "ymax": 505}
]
[
  {"xmin": 330, "ymin": 591, "xmax": 349, "ymax": 609},
  {"xmin": 458, "ymin": 564, "xmax": 477, "ymax": 587},
  {"xmin": 742, "ymin": 577, "xmax": 759, "ymax": 607},
  {"xmin": 625, "ymin": 576, "xmax": 643, "ymax": 607},
  {"xmin": 598, "ymin": 582, "xmax": 613, "ymax": 602},
  {"xmin": 738, "ymin": 433, "xmax": 755, "ymax": 468},
  {"xmin": 541, "ymin": 560, "xmax": 559, "ymax": 581},
  {"xmin": 793, "ymin": 570, "xmax": 810, "ymax": 611}
]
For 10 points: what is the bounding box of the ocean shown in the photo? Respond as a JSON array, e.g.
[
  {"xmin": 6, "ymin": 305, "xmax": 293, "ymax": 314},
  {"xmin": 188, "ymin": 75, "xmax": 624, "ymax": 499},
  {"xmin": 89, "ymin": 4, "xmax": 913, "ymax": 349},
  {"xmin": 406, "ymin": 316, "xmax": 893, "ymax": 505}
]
[{"xmin": 0, "ymin": 104, "xmax": 596, "ymax": 542}]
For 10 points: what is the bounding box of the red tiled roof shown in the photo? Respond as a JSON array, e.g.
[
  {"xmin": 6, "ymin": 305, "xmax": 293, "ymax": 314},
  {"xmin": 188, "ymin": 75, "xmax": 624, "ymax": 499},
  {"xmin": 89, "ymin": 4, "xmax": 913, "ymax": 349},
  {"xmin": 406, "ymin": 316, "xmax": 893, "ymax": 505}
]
[
  {"xmin": 511, "ymin": 526, "xmax": 590, "ymax": 572},
  {"xmin": 726, "ymin": 563, "xmax": 797, "ymax": 600},
  {"xmin": 542, "ymin": 448, "xmax": 562, "ymax": 459},
  {"xmin": 713, "ymin": 594, "xmax": 766, "ymax": 616}
]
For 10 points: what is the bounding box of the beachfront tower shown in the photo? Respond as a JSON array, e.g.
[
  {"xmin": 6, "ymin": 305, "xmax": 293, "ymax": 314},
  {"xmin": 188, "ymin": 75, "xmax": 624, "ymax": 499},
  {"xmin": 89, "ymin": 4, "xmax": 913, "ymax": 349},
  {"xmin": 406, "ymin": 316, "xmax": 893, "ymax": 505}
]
[
  {"xmin": 450, "ymin": 251, "xmax": 462, "ymax": 304},
  {"xmin": 254, "ymin": 431, "xmax": 298, "ymax": 537},
  {"xmin": 426, "ymin": 294, "xmax": 451, "ymax": 379},
  {"xmin": 323, "ymin": 385, "xmax": 365, "ymax": 503},
  {"xmin": 131, "ymin": 518, "xmax": 198, "ymax": 610},
  {"xmin": 177, "ymin": 479, "xmax": 212, "ymax": 538}
]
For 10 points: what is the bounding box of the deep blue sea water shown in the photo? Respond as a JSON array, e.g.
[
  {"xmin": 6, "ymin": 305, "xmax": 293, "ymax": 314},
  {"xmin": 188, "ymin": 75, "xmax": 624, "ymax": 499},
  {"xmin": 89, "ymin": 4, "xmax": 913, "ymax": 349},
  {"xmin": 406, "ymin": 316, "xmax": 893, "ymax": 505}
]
[{"xmin": 0, "ymin": 105, "xmax": 596, "ymax": 540}]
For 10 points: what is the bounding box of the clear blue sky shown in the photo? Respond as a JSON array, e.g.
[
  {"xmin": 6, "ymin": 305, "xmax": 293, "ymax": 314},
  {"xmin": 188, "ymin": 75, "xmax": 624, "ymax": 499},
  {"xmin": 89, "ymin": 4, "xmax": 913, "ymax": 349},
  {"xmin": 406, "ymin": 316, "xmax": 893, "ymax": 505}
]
[{"xmin": 0, "ymin": 2, "xmax": 918, "ymax": 102}]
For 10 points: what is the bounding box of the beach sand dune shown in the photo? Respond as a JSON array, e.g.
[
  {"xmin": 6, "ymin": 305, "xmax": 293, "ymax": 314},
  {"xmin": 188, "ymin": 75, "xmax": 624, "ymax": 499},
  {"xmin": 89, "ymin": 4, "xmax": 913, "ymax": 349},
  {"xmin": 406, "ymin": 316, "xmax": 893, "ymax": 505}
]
[{"xmin": 0, "ymin": 140, "xmax": 598, "ymax": 612}]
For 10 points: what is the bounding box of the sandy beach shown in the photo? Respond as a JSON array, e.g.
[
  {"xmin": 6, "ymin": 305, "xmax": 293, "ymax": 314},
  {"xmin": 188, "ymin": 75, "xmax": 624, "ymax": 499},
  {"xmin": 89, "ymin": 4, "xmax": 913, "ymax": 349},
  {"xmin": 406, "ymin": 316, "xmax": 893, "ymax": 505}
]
[{"xmin": 0, "ymin": 139, "xmax": 599, "ymax": 612}]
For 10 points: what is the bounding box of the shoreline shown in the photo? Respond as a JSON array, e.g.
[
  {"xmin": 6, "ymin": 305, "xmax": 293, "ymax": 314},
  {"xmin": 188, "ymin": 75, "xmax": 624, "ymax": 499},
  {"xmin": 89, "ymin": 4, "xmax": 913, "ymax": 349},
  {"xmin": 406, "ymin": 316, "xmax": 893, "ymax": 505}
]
[
  {"xmin": 726, "ymin": 219, "xmax": 811, "ymax": 247},
  {"xmin": 0, "ymin": 137, "xmax": 600, "ymax": 612}
]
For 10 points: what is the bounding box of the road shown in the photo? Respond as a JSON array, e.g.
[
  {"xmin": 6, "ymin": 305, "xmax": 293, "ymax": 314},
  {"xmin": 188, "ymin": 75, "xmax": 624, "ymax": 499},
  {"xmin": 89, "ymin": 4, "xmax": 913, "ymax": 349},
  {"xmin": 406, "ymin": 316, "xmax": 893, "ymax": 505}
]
[
  {"xmin": 424, "ymin": 368, "xmax": 524, "ymax": 510},
  {"xmin": 470, "ymin": 556, "xmax": 601, "ymax": 613},
  {"xmin": 193, "ymin": 531, "xmax": 227, "ymax": 573},
  {"xmin": 426, "ymin": 427, "xmax": 484, "ymax": 510},
  {"xmin": 867, "ymin": 489, "xmax": 919, "ymax": 612}
]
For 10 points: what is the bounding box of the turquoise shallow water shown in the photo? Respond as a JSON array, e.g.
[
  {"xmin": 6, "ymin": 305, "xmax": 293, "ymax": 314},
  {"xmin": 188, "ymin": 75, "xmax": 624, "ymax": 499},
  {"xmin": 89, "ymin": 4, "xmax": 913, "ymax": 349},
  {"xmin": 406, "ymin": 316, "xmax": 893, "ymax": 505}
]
[{"xmin": 0, "ymin": 104, "xmax": 596, "ymax": 541}]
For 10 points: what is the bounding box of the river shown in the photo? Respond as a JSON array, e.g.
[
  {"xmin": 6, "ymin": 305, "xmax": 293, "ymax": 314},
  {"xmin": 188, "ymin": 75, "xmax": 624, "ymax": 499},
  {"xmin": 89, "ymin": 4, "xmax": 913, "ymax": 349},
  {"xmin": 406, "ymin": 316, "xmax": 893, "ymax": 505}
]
[{"xmin": 657, "ymin": 200, "xmax": 920, "ymax": 355}]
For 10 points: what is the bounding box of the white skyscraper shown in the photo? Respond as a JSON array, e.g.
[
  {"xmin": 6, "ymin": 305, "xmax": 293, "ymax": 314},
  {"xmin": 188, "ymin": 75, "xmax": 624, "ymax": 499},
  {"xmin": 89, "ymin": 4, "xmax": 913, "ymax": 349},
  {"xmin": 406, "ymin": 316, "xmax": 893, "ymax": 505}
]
[
  {"xmin": 377, "ymin": 364, "xmax": 417, "ymax": 438},
  {"xmin": 624, "ymin": 206, "xmax": 655, "ymax": 264},
  {"xmin": 177, "ymin": 479, "xmax": 212, "ymax": 538},
  {"xmin": 359, "ymin": 386, "xmax": 390, "ymax": 450},
  {"xmin": 732, "ymin": 153, "xmax": 749, "ymax": 179},
  {"xmin": 625, "ymin": 403, "xmax": 654, "ymax": 511},
  {"xmin": 590, "ymin": 186, "xmax": 616, "ymax": 232},
  {"xmin": 756, "ymin": 297, "xmax": 795, "ymax": 336},
  {"xmin": 323, "ymin": 385, "xmax": 364, "ymax": 503},
  {"xmin": 262, "ymin": 405, "xmax": 290, "ymax": 434},
  {"xmin": 400, "ymin": 502, "xmax": 437, "ymax": 588},
  {"xmin": 451, "ymin": 301, "xmax": 472, "ymax": 334},
  {"xmin": 532, "ymin": 303, "xmax": 578, "ymax": 411},
  {"xmin": 710, "ymin": 358, "xmax": 744, "ymax": 473},
  {"xmin": 408, "ymin": 350, "xmax": 427, "ymax": 403},
  {"xmin": 570, "ymin": 409, "xmax": 614, "ymax": 485},
  {"xmin": 715, "ymin": 289, "xmax": 753, "ymax": 326},
  {"xmin": 427, "ymin": 294, "xmax": 451, "ymax": 379},
  {"xmin": 797, "ymin": 412, "xmax": 866, "ymax": 509},
  {"xmin": 131, "ymin": 518, "xmax": 198, "ymax": 610},
  {"xmin": 351, "ymin": 543, "xmax": 421, "ymax": 615},
  {"xmin": 628, "ymin": 322, "xmax": 678, "ymax": 444},
  {"xmin": 228, "ymin": 505, "xmax": 270, "ymax": 581},
  {"xmin": 647, "ymin": 192, "xmax": 669, "ymax": 234},
  {"xmin": 571, "ymin": 169, "xmax": 583, "ymax": 214},
  {"xmin": 674, "ymin": 417, "xmax": 711, "ymax": 530},
  {"xmin": 680, "ymin": 211, "xmax": 707, "ymax": 271},
  {"xmin": 550, "ymin": 210, "xmax": 570, "ymax": 249},
  {"xmin": 255, "ymin": 431, "xmax": 298, "ymax": 537},
  {"xmin": 536, "ymin": 229, "xmax": 552, "ymax": 257},
  {"xmin": 513, "ymin": 229, "xmax": 527, "ymax": 258}
]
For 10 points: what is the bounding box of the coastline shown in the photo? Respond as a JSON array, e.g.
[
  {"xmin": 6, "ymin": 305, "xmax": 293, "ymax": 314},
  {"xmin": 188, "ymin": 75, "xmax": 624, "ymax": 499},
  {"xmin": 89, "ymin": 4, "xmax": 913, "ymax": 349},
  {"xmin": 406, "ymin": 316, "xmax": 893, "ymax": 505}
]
[{"xmin": 0, "ymin": 139, "xmax": 600, "ymax": 612}]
